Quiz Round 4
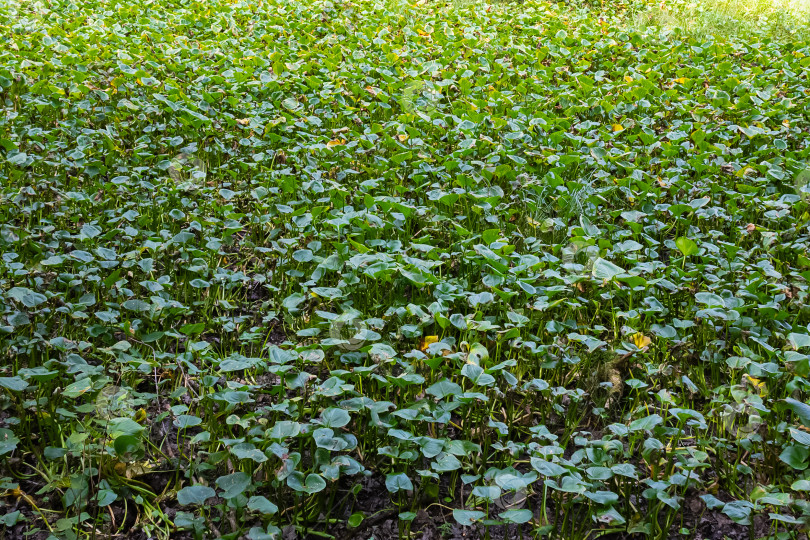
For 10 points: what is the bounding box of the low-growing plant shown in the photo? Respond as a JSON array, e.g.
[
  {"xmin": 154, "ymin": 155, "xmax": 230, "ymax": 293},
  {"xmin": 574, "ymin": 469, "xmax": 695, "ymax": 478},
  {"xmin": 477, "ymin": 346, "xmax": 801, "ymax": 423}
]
[{"xmin": 1, "ymin": 0, "xmax": 810, "ymax": 538}]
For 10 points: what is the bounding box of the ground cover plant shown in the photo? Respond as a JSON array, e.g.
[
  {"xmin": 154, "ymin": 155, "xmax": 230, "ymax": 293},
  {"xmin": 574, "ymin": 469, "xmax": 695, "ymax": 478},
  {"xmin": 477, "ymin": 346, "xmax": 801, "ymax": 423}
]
[
  {"xmin": 634, "ymin": 0, "xmax": 810, "ymax": 43},
  {"xmin": 2, "ymin": 0, "xmax": 810, "ymax": 538}
]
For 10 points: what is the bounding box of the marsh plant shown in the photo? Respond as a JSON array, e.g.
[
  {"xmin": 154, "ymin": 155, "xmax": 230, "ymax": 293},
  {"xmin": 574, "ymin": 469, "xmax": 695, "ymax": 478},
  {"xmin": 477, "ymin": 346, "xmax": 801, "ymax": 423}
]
[{"xmin": 1, "ymin": 0, "xmax": 810, "ymax": 538}]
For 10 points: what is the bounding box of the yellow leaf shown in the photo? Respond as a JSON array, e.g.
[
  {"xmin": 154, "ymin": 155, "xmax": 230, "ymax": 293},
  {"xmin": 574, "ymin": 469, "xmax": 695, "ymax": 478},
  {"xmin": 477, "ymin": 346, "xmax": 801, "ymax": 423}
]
[
  {"xmin": 624, "ymin": 75, "xmax": 633, "ymax": 83},
  {"xmin": 420, "ymin": 335, "xmax": 439, "ymax": 352},
  {"xmin": 631, "ymin": 333, "xmax": 651, "ymax": 349},
  {"xmin": 326, "ymin": 139, "xmax": 345, "ymax": 148},
  {"xmin": 744, "ymin": 374, "xmax": 768, "ymax": 397},
  {"xmin": 613, "ymin": 124, "xmax": 624, "ymax": 132},
  {"xmin": 674, "ymin": 77, "xmax": 687, "ymax": 84}
]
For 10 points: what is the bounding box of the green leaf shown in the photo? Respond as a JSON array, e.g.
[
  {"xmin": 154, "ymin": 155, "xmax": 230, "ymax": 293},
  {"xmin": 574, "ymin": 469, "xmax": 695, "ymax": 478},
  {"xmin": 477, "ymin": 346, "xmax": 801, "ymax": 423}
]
[
  {"xmin": 177, "ymin": 485, "xmax": 216, "ymax": 505},
  {"xmin": 231, "ymin": 443, "xmax": 268, "ymax": 463},
  {"xmin": 105, "ymin": 423, "xmax": 144, "ymax": 447},
  {"xmin": 453, "ymin": 509, "xmax": 485, "ymax": 526},
  {"xmin": 426, "ymin": 379, "xmax": 462, "ymax": 400},
  {"xmin": 390, "ymin": 151, "xmax": 412, "ymax": 164},
  {"xmin": 591, "ymin": 258, "xmax": 625, "ymax": 281},
  {"xmin": 348, "ymin": 512, "xmax": 365, "ymax": 528},
  {"xmin": 6, "ymin": 287, "xmax": 46, "ymax": 308},
  {"xmin": 385, "ymin": 473, "xmax": 413, "ymax": 493},
  {"xmin": 304, "ymin": 473, "xmax": 327, "ymax": 493},
  {"xmin": 700, "ymin": 494, "xmax": 725, "ymax": 510},
  {"xmin": 472, "ymin": 485, "xmax": 501, "ymax": 502},
  {"xmin": 320, "ymin": 407, "xmax": 351, "ymax": 428},
  {"xmin": 80, "ymin": 223, "xmax": 102, "ymax": 239},
  {"xmin": 0, "ymin": 377, "xmax": 28, "ymax": 392},
  {"xmin": 7, "ymin": 152, "xmax": 28, "ymax": 166},
  {"xmin": 247, "ymin": 496, "xmax": 278, "ymax": 515},
  {"xmin": 722, "ymin": 500, "xmax": 753, "ymax": 525},
  {"xmin": 530, "ymin": 458, "xmax": 567, "ymax": 477},
  {"xmin": 216, "ymin": 472, "xmax": 251, "ymax": 499},
  {"xmin": 44, "ymin": 446, "xmax": 67, "ymax": 460},
  {"xmin": 179, "ymin": 323, "xmax": 205, "ymax": 336},
  {"xmin": 282, "ymin": 292, "xmax": 306, "ymax": 311},
  {"xmin": 482, "ymin": 228, "xmax": 501, "ymax": 244},
  {"xmin": 432, "ymin": 453, "xmax": 462, "ymax": 472},
  {"xmin": 310, "ymin": 287, "xmax": 343, "ymax": 299},
  {"xmin": 675, "ymin": 237, "xmax": 699, "ymax": 256},
  {"xmin": 282, "ymin": 97, "xmax": 301, "ymax": 110},
  {"xmin": 122, "ymin": 299, "xmax": 150, "ymax": 312},
  {"xmin": 779, "ymin": 445, "xmax": 809, "ymax": 470},
  {"xmin": 63, "ymin": 378, "xmax": 93, "ymax": 398},
  {"xmin": 791, "ymin": 479, "xmax": 810, "ymax": 491},
  {"xmin": 0, "ymin": 428, "xmax": 19, "ymax": 456},
  {"xmin": 784, "ymin": 398, "xmax": 810, "ymax": 427},
  {"xmin": 788, "ymin": 334, "xmax": 810, "ymax": 351},
  {"xmin": 695, "ymin": 292, "xmax": 725, "ymax": 307},
  {"xmin": 499, "ymin": 509, "xmax": 533, "ymax": 524},
  {"xmin": 585, "ymin": 490, "xmax": 619, "ymax": 505},
  {"xmin": 96, "ymin": 489, "xmax": 118, "ymax": 507},
  {"xmin": 267, "ymin": 421, "xmax": 301, "ymax": 440},
  {"xmin": 398, "ymin": 511, "xmax": 417, "ymax": 522},
  {"xmin": 287, "ymin": 472, "xmax": 327, "ymax": 494},
  {"xmin": 629, "ymin": 414, "xmax": 663, "ymax": 432},
  {"xmin": 790, "ymin": 428, "xmax": 810, "ymax": 447},
  {"xmin": 174, "ymin": 415, "xmax": 202, "ymax": 429},
  {"xmin": 113, "ymin": 435, "xmax": 142, "ymax": 460}
]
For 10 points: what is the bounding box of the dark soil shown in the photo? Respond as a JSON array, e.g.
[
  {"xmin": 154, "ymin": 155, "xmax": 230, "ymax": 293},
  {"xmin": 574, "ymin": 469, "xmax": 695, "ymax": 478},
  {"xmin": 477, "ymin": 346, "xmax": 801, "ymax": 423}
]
[
  {"xmin": 297, "ymin": 474, "xmax": 774, "ymax": 540},
  {"xmin": 0, "ymin": 470, "xmax": 777, "ymax": 540}
]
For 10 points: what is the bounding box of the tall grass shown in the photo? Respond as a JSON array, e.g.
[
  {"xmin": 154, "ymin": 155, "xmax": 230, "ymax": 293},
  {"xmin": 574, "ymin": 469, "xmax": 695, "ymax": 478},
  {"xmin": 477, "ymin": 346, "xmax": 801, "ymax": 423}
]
[{"xmin": 634, "ymin": 0, "xmax": 810, "ymax": 42}]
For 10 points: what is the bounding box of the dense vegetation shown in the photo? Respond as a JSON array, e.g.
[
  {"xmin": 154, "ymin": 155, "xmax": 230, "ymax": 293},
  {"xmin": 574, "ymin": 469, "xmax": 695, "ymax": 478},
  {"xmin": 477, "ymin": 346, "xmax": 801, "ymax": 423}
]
[
  {"xmin": 2, "ymin": 0, "xmax": 810, "ymax": 538},
  {"xmin": 635, "ymin": 0, "xmax": 810, "ymax": 43}
]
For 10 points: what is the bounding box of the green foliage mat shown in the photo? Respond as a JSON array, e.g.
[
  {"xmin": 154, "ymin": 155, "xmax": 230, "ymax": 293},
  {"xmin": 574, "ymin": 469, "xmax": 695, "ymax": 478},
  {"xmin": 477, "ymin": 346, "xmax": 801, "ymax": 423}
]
[
  {"xmin": 2, "ymin": 0, "xmax": 810, "ymax": 537},
  {"xmin": 633, "ymin": 0, "xmax": 810, "ymax": 43}
]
